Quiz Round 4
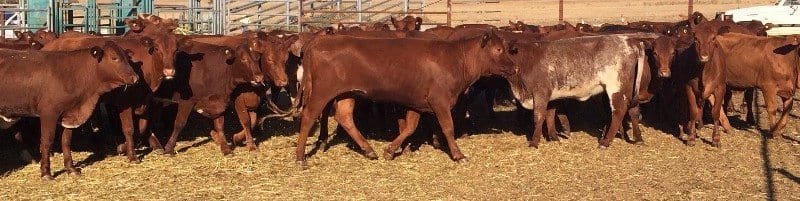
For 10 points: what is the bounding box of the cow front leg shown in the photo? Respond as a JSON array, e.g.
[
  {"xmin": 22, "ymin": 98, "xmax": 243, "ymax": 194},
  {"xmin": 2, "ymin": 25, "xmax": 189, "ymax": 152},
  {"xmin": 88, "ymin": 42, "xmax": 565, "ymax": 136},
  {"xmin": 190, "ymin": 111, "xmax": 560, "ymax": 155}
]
[
  {"xmin": 545, "ymin": 108, "xmax": 560, "ymax": 142},
  {"xmin": 528, "ymin": 99, "xmax": 546, "ymax": 148},
  {"xmin": 117, "ymin": 107, "xmax": 140, "ymax": 163},
  {"xmin": 210, "ymin": 116, "xmax": 233, "ymax": 155},
  {"xmin": 60, "ymin": 128, "xmax": 80, "ymax": 176},
  {"xmin": 432, "ymin": 104, "xmax": 466, "ymax": 162},
  {"xmin": 38, "ymin": 114, "xmax": 57, "ymax": 180},
  {"xmin": 163, "ymin": 102, "xmax": 194, "ymax": 156},
  {"xmin": 295, "ymin": 98, "xmax": 328, "ymax": 169},
  {"xmin": 709, "ymin": 86, "xmax": 726, "ymax": 147},
  {"xmin": 334, "ymin": 98, "xmax": 377, "ymax": 159},
  {"xmin": 599, "ymin": 92, "xmax": 629, "ymax": 148}
]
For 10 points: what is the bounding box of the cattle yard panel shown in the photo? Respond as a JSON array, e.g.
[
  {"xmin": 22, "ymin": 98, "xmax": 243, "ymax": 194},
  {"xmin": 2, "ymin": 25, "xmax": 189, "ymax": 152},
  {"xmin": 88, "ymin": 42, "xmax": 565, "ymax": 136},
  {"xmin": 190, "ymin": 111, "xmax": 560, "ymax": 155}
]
[
  {"xmin": 0, "ymin": 0, "xmax": 152, "ymax": 36},
  {"xmin": 226, "ymin": 0, "xmax": 302, "ymax": 33},
  {"xmin": 0, "ymin": 0, "xmax": 49, "ymax": 37},
  {"xmin": 299, "ymin": 0, "xmax": 452, "ymax": 30}
]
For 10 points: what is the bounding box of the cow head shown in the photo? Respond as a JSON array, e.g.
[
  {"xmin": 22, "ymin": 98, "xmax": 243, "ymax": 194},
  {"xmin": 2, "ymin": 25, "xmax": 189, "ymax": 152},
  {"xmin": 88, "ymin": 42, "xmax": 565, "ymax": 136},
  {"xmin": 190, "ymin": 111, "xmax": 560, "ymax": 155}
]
[
  {"xmin": 126, "ymin": 25, "xmax": 178, "ymax": 80},
  {"xmin": 690, "ymin": 11, "xmax": 708, "ymax": 27},
  {"xmin": 227, "ymin": 45, "xmax": 264, "ymax": 86},
  {"xmin": 261, "ymin": 35, "xmax": 295, "ymax": 87},
  {"xmin": 651, "ymin": 36, "xmax": 679, "ymax": 77},
  {"xmin": 14, "ymin": 30, "xmax": 33, "ymax": 41},
  {"xmin": 93, "ymin": 41, "xmax": 139, "ymax": 86},
  {"xmin": 476, "ymin": 30, "xmax": 517, "ymax": 76},
  {"xmin": 692, "ymin": 25, "xmax": 729, "ymax": 63},
  {"xmin": 576, "ymin": 23, "xmax": 593, "ymax": 32},
  {"xmin": 137, "ymin": 36, "xmax": 170, "ymax": 91},
  {"xmin": 33, "ymin": 29, "xmax": 56, "ymax": 45}
]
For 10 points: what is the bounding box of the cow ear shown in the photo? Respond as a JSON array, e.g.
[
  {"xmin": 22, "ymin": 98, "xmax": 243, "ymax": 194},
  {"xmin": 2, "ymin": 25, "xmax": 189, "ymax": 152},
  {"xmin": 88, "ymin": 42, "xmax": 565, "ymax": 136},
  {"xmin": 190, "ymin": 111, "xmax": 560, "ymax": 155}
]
[
  {"xmin": 390, "ymin": 16, "xmax": 398, "ymax": 25},
  {"xmin": 90, "ymin": 46, "xmax": 104, "ymax": 62},
  {"xmin": 480, "ymin": 32, "xmax": 491, "ymax": 48},
  {"xmin": 224, "ymin": 48, "xmax": 235, "ymax": 61},
  {"xmin": 124, "ymin": 49, "xmax": 135, "ymax": 58},
  {"xmin": 13, "ymin": 30, "xmax": 21, "ymax": 39},
  {"xmin": 140, "ymin": 37, "xmax": 156, "ymax": 54},
  {"xmin": 163, "ymin": 19, "xmax": 179, "ymax": 31},
  {"xmin": 717, "ymin": 26, "xmax": 731, "ymax": 35}
]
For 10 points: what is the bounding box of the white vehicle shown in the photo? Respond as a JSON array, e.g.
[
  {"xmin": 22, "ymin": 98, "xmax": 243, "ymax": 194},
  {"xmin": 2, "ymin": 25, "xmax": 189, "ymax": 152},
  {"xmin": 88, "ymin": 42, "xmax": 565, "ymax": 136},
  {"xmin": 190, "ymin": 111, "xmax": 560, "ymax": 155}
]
[{"xmin": 722, "ymin": 0, "xmax": 800, "ymax": 35}]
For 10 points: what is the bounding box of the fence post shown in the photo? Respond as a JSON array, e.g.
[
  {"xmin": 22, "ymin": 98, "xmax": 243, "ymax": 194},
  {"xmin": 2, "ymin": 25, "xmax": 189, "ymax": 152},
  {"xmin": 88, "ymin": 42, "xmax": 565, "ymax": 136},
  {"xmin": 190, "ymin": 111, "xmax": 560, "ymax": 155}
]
[
  {"xmin": 299, "ymin": 0, "xmax": 303, "ymax": 32},
  {"xmin": 403, "ymin": 0, "xmax": 409, "ymax": 14},
  {"xmin": 688, "ymin": 0, "xmax": 693, "ymax": 17},
  {"xmin": 447, "ymin": 0, "xmax": 451, "ymax": 27},
  {"xmin": 283, "ymin": 0, "xmax": 289, "ymax": 30},
  {"xmin": 558, "ymin": 0, "xmax": 563, "ymax": 23},
  {"xmin": 357, "ymin": 0, "xmax": 363, "ymax": 23}
]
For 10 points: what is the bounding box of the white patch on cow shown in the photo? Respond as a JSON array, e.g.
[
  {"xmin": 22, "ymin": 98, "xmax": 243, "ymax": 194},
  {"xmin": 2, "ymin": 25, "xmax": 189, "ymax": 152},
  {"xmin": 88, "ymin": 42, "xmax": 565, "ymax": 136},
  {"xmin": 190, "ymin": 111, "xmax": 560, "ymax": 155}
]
[
  {"xmin": 550, "ymin": 81, "xmax": 605, "ymax": 101},
  {"xmin": 196, "ymin": 109, "xmax": 204, "ymax": 114},
  {"xmin": 521, "ymin": 99, "xmax": 534, "ymax": 110},
  {"xmin": 296, "ymin": 65, "xmax": 304, "ymax": 82},
  {"xmin": 547, "ymin": 65, "xmax": 554, "ymax": 72},
  {"xmin": 61, "ymin": 123, "xmax": 79, "ymax": 129},
  {"xmin": 512, "ymin": 31, "xmax": 523, "ymax": 33},
  {"xmin": 700, "ymin": 56, "xmax": 709, "ymax": 62}
]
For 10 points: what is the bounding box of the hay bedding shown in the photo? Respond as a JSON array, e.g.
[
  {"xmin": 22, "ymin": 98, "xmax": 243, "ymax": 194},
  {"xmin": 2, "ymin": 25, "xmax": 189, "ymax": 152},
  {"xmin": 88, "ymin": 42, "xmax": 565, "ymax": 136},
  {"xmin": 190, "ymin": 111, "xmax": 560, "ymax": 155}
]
[{"xmin": 1, "ymin": 95, "xmax": 799, "ymax": 200}]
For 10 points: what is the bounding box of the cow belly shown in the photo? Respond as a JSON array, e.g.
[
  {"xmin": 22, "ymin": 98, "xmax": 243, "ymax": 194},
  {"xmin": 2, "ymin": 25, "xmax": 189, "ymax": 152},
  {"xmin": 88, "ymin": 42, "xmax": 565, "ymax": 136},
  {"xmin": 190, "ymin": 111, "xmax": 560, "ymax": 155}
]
[{"xmin": 550, "ymin": 82, "xmax": 605, "ymax": 101}]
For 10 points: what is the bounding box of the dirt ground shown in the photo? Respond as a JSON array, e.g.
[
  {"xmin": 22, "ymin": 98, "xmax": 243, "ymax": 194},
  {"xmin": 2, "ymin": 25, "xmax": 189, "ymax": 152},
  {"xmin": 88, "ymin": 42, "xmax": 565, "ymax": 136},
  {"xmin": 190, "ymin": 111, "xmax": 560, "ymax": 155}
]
[{"xmin": 2, "ymin": 0, "xmax": 800, "ymax": 200}]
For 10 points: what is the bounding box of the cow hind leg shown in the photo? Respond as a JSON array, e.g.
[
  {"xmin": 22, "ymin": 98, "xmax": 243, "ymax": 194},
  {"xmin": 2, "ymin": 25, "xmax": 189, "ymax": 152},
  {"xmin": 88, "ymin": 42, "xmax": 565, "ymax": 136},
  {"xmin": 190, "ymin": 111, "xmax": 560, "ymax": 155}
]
[
  {"xmin": 599, "ymin": 92, "xmax": 629, "ymax": 148},
  {"xmin": 628, "ymin": 106, "xmax": 644, "ymax": 145},
  {"xmin": 334, "ymin": 98, "xmax": 377, "ymax": 160},
  {"xmin": 762, "ymin": 87, "xmax": 779, "ymax": 138},
  {"xmin": 557, "ymin": 114, "xmax": 571, "ymax": 137},
  {"xmin": 384, "ymin": 110, "xmax": 420, "ymax": 160},
  {"xmin": 232, "ymin": 102, "xmax": 257, "ymax": 151},
  {"xmin": 744, "ymin": 89, "xmax": 757, "ymax": 125}
]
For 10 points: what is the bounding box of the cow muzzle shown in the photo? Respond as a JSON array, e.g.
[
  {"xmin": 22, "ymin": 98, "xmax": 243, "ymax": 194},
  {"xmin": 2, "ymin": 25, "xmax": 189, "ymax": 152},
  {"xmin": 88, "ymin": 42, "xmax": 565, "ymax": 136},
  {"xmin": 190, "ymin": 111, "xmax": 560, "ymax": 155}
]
[
  {"xmin": 252, "ymin": 75, "xmax": 265, "ymax": 86},
  {"xmin": 700, "ymin": 56, "xmax": 709, "ymax": 62},
  {"xmin": 163, "ymin": 69, "xmax": 176, "ymax": 80},
  {"xmin": 659, "ymin": 70, "xmax": 671, "ymax": 78}
]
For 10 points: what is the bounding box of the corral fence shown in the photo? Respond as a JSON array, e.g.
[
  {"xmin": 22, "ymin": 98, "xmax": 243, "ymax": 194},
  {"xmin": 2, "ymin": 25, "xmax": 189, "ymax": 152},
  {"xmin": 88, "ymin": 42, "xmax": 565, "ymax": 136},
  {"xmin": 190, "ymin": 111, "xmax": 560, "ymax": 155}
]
[{"xmin": 0, "ymin": 0, "xmax": 504, "ymax": 36}]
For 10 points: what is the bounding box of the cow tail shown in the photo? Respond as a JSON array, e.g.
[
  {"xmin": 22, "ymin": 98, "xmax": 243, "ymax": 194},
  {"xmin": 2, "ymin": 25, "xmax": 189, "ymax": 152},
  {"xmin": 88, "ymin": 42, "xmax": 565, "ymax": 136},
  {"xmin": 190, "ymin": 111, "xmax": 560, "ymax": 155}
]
[{"xmin": 634, "ymin": 41, "xmax": 646, "ymax": 102}]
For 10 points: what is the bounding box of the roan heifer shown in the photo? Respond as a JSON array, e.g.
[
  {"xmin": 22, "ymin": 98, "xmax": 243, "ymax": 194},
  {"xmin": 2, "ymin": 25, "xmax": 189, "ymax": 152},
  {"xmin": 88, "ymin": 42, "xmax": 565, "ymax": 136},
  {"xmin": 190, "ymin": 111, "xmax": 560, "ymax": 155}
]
[
  {"xmin": 0, "ymin": 42, "xmax": 138, "ymax": 180},
  {"xmin": 505, "ymin": 34, "xmax": 657, "ymax": 148},
  {"xmin": 293, "ymin": 31, "xmax": 517, "ymax": 168}
]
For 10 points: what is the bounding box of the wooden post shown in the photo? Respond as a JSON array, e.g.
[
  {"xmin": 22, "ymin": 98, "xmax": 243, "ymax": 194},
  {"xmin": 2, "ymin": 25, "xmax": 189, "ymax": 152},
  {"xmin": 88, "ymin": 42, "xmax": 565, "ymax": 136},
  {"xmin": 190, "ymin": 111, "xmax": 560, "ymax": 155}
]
[
  {"xmin": 688, "ymin": 0, "xmax": 693, "ymax": 18},
  {"xmin": 299, "ymin": 0, "xmax": 304, "ymax": 32},
  {"xmin": 447, "ymin": 0, "xmax": 452, "ymax": 27},
  {"xmin": 558, "ymin": 0, "xmax": 564, "ymax": 23}
]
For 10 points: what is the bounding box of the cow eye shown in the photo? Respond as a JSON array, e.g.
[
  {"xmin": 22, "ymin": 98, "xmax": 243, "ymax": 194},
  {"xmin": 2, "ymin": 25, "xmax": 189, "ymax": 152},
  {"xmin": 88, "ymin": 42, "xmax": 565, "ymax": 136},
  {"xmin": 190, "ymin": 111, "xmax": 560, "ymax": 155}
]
[{"xmin": 112, "ymin": 57, "xmax": 119, "ymax": 61}]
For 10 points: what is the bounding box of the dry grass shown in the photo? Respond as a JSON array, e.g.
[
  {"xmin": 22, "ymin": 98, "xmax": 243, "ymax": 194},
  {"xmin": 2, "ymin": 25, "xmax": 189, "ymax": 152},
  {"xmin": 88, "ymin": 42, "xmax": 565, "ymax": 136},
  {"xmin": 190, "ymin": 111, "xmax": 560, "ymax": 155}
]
[
  {"xmin": 1, "ymin": 94, "xmax": 800, "ymax": 200},
  {"xmin": 2, "ymin": 0, "xmax": 800, "ymax": 200}
]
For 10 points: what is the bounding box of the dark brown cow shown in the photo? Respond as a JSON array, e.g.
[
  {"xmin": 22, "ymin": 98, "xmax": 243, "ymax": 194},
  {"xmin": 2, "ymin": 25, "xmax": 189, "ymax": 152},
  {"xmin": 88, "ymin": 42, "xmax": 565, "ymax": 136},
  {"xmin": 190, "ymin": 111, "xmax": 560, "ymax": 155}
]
[
  {"xmin": 294, "ymin": 31, "xmax": 516, "ymax": 167},
  {"xmin": 391, "ymin": 15, "xmax": 423, "ymax": 31},
  {"xmin": 705, "ymin": 33, "xmax": 799, "ymax": 142},
  {"xmin": 160, "ymin": 39, "xmax": 262, "ymax": 156},
  {"xmin": 505, "ymin": 34, "xmax": 657, "ymax": 148},
  {"xmin": 42, "ymin": 36, "xmax": 171, "ymax": 163},
  {"xmin": 0, "ymin": 42, "xmax": 138, "ymax": 180},
  {"xmin": 627, "ymin": 21, "xmax": 675, "ymax": 34}
]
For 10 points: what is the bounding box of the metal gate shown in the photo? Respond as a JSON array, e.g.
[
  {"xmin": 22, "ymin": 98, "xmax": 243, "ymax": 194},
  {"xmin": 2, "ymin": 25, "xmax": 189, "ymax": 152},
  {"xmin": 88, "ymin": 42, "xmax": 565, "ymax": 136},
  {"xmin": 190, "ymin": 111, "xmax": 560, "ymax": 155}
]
[{"xmin": 299, "ymin": 0, "xmax": 452, "ymax": 30}]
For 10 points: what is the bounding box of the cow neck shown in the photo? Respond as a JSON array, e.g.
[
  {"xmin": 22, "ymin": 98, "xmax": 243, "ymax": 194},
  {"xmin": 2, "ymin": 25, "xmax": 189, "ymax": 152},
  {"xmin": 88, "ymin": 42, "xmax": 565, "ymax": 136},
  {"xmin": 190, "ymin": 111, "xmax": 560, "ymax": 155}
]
[
  {"xmin": 58, "ymin": 50, "xmax": 124, "ymax": 96},
  {"xmin": 454, "ymin": 38, "xmax": 487, "ymax": 89}
]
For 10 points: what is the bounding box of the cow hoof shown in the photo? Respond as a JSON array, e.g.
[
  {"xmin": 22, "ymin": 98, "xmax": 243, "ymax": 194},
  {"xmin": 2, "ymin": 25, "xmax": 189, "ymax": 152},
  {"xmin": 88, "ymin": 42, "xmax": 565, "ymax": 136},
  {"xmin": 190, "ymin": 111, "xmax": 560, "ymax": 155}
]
[
  {"xmin": 528, "ymin": 141, "xmax": 539, "ymax": 149},
  {"xmin": 295, "ymin": 160, "xmax": 308, "ymax": 170},
  {"xmin": 247, "ymin": 146, "xmax": 259, "ymax": 152},
  {"xmin": 454, "ymin": 156, "xmax": 468, "ymax": 163},
  {"xmin": 129, "ymin": 158, "xmax": 142, "ymax": 164},
  {"xmin": 712, "ymin": 142, "xmax": 721, "ymax": 148},
  {"xmin": 597, "ymin": 144, "xmax": 609, "ymax": 149},
  {"xmin": 162, "ymin": 151, "xmax": 177, "ymax": 157},
  {"xmin": 67, "ymin": 169, "xmax": 82, "ymax": 176},
  {"xmin": 597, "ymin": 141, "xmax": 611, "ymax": 149},
  {"xmin": 363, "ymin": 150, "xmax": 379, "ymax": 160},
  {"xmin": 19, "ymin": 150, "xmax": 33, "ymax": 164},
  {"xmin": 41, "ymin": 175, "xmax": 54, "ymax": 181},
  {"xmin": 685, "ymin": 140, "xmax": 696, "ymax": 147},
  {"xmin": 634, "ymin": 141, "xmax": 645, "ymax": 146},
  {"xmin": 383, "ymin": 151, "xmax": 395, "ymax": 161}
]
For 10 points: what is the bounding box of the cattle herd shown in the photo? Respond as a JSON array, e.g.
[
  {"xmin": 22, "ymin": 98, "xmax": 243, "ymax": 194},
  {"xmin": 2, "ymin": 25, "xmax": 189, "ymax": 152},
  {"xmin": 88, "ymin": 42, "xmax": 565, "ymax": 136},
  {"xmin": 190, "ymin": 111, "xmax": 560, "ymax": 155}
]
[{"xmin": 0, "ymin": 12, "xmax": 797, "ymax": 180}]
